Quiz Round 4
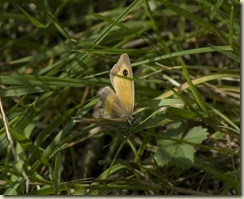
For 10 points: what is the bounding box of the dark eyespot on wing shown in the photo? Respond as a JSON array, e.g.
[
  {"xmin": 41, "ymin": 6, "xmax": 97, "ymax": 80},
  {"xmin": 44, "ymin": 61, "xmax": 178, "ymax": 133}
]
[{"xmin": 123, "ymin": 69, "xmax": 128, "ymax": 76}]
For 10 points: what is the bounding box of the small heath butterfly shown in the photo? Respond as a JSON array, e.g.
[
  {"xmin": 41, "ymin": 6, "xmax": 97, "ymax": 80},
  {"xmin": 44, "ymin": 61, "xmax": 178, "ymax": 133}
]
[{"xmin": 73, "ymin": 54, "xmax": 137, "ymax": 129}]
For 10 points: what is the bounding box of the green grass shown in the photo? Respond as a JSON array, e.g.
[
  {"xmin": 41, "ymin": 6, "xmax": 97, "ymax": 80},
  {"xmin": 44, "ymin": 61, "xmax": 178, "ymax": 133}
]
[{"xmin": 0, "ymin": 0, "xmax": 240, "ymax": 195}]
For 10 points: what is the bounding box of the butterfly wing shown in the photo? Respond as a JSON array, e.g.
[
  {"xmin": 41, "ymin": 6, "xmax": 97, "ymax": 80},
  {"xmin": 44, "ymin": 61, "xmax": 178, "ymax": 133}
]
[
  {"xmin": 93, "ymin": 86, "xmax": 125, "ymax": 119},
  {"xmin": 109, "ymin": 54, "xmax": 134, "ymax": 117}
]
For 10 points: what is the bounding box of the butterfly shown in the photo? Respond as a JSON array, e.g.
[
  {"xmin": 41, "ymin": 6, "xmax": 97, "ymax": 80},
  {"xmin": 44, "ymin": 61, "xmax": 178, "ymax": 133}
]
[{"xmin": 73, "ymin": 54, "xmax": 137, "ymax": 130}]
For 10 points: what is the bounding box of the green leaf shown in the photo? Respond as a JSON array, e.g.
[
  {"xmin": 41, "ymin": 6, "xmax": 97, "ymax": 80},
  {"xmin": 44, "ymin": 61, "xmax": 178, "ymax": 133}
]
[
  {"xmin": 154, "ymin": 148, "xmax": 171, "ymax": 166},
  {"xmin": 17, "ymin": 5, "xmax": 47, "ymax": 28},
  {"xmin": 174, "ymin": 143, "xmax": 195, "ymax": 161},
  {"xmin": 155, "ymin": 123, "xmax": 208, "ymax": 168},
  {"xmin": 159, "ymin": 1, "xmax": 225, "ymax": 39},
  {"xmin": 138, "ymin": 98, "xmax": 184, "ymax": 108},
  {"xmin": 181, "ymin": 64, "xmax": 209, "ymax": 115},
  {"xmin": 53, "ymin": 152, "xmax": 63, "ymax": 195},
  {"xmin": 166, "ymin": 107, "xmax": 197, "ymax": 119},
  {"xmin": 10, "ymin": 127, "xmax": 50, "ymax": 166},
  {"xmin": 184, "ymin": 126, "xmax": 208, "ymax": 144}
]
